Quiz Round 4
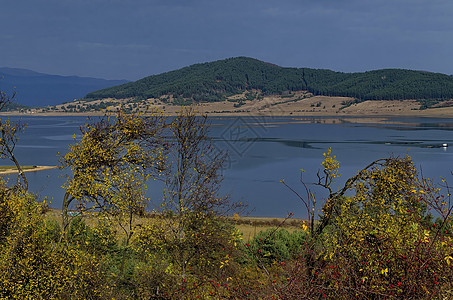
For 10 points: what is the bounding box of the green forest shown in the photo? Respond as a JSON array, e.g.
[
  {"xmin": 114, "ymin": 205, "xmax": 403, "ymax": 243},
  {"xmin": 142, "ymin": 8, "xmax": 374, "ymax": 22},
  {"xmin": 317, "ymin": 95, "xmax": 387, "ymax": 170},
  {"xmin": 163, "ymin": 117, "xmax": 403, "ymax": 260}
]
[{"xmin": 85, "ymin": 57, "xmax": 453, "ymax": 103}]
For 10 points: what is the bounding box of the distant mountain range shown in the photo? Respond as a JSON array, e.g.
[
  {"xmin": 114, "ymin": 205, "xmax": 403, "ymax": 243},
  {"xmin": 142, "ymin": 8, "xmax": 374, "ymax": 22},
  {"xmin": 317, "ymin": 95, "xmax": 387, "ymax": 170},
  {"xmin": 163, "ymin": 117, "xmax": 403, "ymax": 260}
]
[
  {"xmin": 85, "ymin": 57, "xmax": 453, "ymax": 104},
  {"xmin": 0, "ymin": 67, "xmax": 129, "ymax": 107}
]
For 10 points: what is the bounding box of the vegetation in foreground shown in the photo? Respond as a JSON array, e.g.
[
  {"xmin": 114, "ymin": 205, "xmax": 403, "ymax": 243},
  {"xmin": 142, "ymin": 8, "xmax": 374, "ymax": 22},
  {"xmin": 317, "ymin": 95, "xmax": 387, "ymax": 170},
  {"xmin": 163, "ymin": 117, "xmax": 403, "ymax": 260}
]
[{"xmin": 0, "ymin": 89, "xmax": 453, "ymax": 299}]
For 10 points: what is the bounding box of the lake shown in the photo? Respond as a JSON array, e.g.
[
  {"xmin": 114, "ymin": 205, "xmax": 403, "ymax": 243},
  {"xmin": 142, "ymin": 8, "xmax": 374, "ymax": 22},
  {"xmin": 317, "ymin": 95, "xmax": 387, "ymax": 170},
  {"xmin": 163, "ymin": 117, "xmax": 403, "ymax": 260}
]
[{"xmin": 3, "ymin": 115, "xmax": 453, "ymax": 219}]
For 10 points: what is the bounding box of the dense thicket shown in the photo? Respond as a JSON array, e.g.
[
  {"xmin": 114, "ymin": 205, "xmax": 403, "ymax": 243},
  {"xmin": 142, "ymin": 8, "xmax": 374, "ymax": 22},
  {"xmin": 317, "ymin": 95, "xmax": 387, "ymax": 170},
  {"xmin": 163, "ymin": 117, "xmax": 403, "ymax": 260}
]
[{"xmin": 85, "ymin": 57, "xmax": 453, "ymax": 102}]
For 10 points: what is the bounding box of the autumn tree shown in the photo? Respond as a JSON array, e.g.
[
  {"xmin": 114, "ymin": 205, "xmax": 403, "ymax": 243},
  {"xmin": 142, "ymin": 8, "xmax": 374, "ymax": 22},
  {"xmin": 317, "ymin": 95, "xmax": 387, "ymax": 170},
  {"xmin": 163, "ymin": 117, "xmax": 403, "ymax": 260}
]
[
  {"xmin": 134, "ymin": 108, "xmax": 241, "ymax": 296},
  {"xmin": 316, "ymin": 155, "xmax": 453, "ymax": 298},
  {"xmin": 0, "ymin": 89, "xmax": 113, "ymax": 298},
  {"xmin": 271, "ymin": 149, "xmax": 453, "ymax": 299},
  {"xmin": 60, "ymin": 109, "xmax": 167, "ymax": 277}
]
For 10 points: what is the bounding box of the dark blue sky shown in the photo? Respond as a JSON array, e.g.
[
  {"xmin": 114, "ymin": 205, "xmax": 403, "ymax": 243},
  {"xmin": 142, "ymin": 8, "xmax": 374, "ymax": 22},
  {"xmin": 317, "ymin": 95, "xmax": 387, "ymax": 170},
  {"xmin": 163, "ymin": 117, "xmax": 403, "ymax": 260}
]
[{"xmin": 1, "ymin": 0, "xmax": 452, "ymax": 80}]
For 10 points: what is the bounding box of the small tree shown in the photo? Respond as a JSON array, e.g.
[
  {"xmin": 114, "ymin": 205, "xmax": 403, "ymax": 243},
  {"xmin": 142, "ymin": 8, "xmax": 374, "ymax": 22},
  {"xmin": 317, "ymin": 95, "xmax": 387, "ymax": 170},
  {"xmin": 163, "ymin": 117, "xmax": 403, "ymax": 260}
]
[
  {"xmin": 0, "ymin": 90, "xmax": 27, "ymax": 190},
  {"xmin": 163, "ymin": 107, "xmax": 229, "ymax": 217},
  {"xmin": 162, "ymin": 108, "xmax": 231, "ymax": 266},
  {"xmin": 135, "ymin": 108, "xmax": 240, "ymax": 294},
  {"xmin": 60, "ymin": 109, "xmax": 167, "ymax": 275}
]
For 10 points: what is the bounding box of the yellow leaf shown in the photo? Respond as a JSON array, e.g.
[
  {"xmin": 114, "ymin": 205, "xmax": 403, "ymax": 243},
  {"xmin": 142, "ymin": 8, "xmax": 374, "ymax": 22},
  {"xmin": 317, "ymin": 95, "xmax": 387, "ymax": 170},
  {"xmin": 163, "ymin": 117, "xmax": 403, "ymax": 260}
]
[{"xmin": 301, "ymin": 221, "xmax": 308, "ymax": 232}]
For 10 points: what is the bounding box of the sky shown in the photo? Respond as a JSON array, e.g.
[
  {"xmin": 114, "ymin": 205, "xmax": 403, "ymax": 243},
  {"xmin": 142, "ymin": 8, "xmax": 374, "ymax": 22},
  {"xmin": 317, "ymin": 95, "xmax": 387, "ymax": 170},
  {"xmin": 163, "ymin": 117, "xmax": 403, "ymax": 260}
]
[{"xmin": 1, "ymin": 0, "xmax": 453, "ymax": 81}]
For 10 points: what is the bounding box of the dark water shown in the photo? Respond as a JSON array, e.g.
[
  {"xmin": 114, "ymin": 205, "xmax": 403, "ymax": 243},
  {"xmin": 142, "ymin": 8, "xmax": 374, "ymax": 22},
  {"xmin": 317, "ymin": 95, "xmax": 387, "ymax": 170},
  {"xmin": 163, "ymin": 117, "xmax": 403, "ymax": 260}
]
[{"xmin": 3, "ymin": 115, "xmax": 453, "ymax": 219}]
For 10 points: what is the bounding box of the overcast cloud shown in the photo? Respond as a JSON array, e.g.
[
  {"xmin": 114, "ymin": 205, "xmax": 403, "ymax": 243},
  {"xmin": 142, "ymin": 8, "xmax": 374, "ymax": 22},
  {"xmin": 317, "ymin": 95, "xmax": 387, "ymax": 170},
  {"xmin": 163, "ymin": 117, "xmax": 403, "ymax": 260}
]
[{"xmin": 1, "ymin": 0, "xmax": 452, "ymax": 80}]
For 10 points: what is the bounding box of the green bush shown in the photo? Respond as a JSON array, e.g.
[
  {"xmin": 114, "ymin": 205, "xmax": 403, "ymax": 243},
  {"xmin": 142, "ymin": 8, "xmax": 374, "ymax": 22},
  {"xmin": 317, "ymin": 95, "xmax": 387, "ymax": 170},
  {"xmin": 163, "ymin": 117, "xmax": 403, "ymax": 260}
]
[
  {"xmin": 44, "ymin": 219, "xmax": 61, "ymax": 243},
  {"xmin": 245, "ymin": 228, "xmax": 307, "ymax": 264}
]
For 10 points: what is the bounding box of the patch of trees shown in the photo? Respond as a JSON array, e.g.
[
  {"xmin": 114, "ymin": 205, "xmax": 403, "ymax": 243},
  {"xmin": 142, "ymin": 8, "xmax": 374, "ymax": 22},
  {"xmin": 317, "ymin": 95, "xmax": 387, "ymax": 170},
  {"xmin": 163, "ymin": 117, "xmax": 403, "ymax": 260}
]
[{"xmin": 304, "ymin": 68, "xmax": 453, "ymax": 100}]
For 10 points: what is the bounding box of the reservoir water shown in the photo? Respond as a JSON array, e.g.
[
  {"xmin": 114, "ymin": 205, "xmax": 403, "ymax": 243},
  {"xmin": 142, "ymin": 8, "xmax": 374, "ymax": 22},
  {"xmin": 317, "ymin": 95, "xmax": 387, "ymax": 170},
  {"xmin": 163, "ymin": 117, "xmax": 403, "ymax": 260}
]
[{"xmin": 4, "ymin": 115, "xmax": 453, "ymax": 219}]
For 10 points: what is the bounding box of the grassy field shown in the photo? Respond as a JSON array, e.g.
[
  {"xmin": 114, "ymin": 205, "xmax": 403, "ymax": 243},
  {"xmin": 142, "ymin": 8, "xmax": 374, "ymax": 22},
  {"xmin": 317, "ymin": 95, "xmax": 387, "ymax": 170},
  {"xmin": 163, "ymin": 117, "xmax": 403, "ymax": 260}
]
[
  {"xmin": 44, "ymin": 209, "xmax": 305, "ymax": 241},
  {"xmin": 229, "ymin": 216, "xmax": 304, "ymax": 241}
]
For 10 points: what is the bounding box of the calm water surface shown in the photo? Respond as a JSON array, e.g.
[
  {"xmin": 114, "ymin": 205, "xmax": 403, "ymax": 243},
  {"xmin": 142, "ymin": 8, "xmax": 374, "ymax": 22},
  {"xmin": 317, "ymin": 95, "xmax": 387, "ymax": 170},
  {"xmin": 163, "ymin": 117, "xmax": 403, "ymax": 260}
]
[{"xmin": 4, "ymin": 115, "xmax": 453, "ymax": 219}]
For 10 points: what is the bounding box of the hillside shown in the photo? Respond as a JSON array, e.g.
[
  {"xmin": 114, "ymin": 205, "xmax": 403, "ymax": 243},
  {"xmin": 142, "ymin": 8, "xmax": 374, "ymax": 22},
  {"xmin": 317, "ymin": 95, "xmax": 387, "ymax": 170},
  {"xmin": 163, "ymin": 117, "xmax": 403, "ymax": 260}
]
[
  {"xmin": 85, "ymin": 57, "xmax": 453, "ymax": 104},
  {"xmin": 0, "ymin": 67, "xmax": 129, "ymax": 107}
]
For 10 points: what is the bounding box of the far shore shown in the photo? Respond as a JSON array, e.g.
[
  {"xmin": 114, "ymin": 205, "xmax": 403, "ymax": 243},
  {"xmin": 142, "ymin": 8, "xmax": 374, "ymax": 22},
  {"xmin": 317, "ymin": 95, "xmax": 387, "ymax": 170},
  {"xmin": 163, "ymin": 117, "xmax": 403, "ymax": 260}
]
[{"xmin": 2, "ymin": 96, "xmax": 453, "ymax": 121}]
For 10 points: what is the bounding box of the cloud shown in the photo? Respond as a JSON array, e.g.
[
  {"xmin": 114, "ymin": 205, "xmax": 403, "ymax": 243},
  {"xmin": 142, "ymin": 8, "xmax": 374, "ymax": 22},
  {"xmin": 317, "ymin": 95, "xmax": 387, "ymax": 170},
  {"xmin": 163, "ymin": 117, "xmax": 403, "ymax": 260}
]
[
  {"xmin": 76, "ymin": 42, "xmax": 156, "ymax": 51},
  {"xmin": 1, "ymin": 0, "xmax": 453, "ymax": 79}
]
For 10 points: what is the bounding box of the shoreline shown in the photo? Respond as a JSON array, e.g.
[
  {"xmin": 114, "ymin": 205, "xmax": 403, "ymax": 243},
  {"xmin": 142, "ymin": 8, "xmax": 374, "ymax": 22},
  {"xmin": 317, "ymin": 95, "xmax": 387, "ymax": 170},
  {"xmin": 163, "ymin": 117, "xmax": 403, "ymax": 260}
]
[
  {"xmin": 2, "ymin": 97, "xmax": 453, "ymax": 120},
  {"xmin": 0, "ymin": 166, "xmax": 57, "ymax": 175},
  {"xmin": 2, "ymin": 110, "xmax": 453, "ymax": 119}
]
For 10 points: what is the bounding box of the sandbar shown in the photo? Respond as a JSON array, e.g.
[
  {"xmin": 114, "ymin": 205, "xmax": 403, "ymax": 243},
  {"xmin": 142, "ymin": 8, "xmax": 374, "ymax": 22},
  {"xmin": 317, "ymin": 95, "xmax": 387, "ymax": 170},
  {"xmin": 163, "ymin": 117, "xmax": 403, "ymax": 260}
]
[{"xmin": 0, "ymin": 166, "xmax": 57, "ymax": 175}]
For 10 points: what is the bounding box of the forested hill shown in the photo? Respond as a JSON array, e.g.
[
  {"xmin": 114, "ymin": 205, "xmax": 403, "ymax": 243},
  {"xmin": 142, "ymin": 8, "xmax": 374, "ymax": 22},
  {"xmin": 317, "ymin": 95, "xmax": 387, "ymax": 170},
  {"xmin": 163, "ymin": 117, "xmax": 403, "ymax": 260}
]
[{"xmin": 85, "ymin": 57, "xmax": 453, "ymax": 102}]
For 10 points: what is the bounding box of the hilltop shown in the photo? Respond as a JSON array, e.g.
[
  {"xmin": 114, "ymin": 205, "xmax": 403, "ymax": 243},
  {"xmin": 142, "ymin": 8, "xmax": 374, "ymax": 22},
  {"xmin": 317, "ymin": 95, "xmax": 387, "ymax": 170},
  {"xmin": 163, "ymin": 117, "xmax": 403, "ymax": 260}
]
[
  {"xmin": 84, "ymin": 57, "xmax": 453, "ymax": 103},
  {"xmin": 6, "ymin": 57, "xmax": 453, "ymax": 117}
]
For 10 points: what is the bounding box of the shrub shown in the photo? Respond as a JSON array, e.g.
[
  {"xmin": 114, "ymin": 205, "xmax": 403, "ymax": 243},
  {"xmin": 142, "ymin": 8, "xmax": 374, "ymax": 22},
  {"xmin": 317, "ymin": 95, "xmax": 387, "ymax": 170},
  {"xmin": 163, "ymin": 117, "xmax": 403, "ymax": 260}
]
[
  {"xmin": 244, "ymin": 228, "xmax": 307, "ymax": 264},
  {"xmin": 257, "ymin": 153, "xmax": 453, "ymax": 299}
]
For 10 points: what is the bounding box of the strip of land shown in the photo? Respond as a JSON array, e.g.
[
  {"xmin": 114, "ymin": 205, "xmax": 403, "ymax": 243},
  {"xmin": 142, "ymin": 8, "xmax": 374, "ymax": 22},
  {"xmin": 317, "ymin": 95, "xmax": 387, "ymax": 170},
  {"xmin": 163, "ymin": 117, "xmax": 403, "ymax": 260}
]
[
  {"xmin": 3, "ymin": 93, "xmax": 453, "ymax": 119},
  {"xmin": 0, "ymin": 165, "xmax": 57, "ymax": 175}
]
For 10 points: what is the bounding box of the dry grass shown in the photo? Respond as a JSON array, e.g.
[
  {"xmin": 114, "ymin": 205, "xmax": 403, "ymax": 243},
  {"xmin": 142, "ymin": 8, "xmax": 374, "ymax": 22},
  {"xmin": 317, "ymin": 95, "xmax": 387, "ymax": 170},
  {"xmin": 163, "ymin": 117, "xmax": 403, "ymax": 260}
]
[
  {"xmin": 228, "ymin": 216, "xmax": 305, "ymax": 241},
  {"xmin": 8, "ymin": 90, "xmax": 453, "ymax": 118},
  {"xmin": 44, "ymin": 209, "xmax": 304, "ymax": 241}
]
